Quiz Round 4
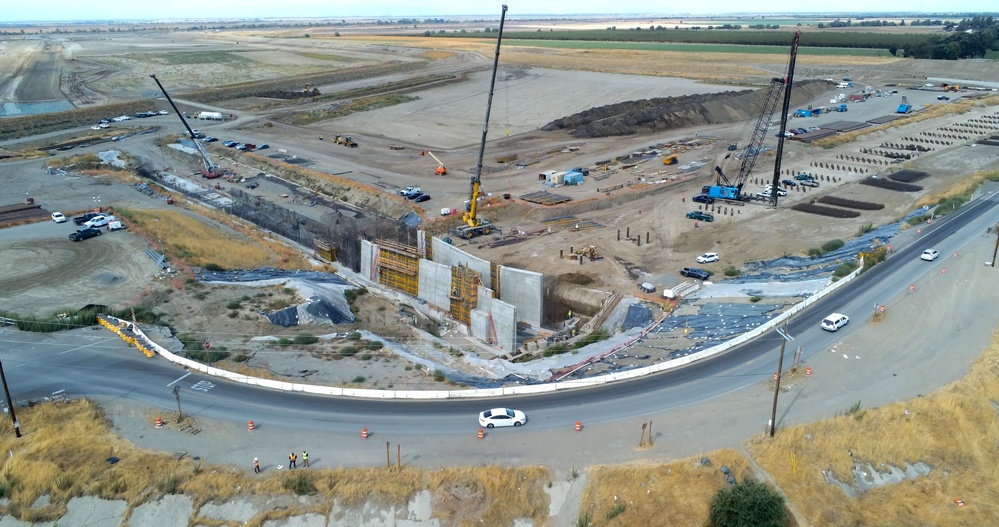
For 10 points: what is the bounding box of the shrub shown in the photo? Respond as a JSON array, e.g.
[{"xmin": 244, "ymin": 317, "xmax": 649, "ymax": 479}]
[
  {"xmin": 749, "ymin": 295, "xmax": 762, "ymax": 303},
  {"xmin": 293, "ymin": 333, "xmax": 318, "ymax": 345},
  {"xmin": 203, "ymin": 263, "xmax": 224, "ymax": 271},
  {"xmin": 820, "ymin": 239, "xmax": 845, "ymax": 253},
  {"xmin": 344, "ymin": 287, "xmax": 368, "ymax": 303},
  {"xmin": 573, "ymin": 329, "xmax": 610, "ymax": 349},
  {"xmin": 363, "ymin": 340, "xmax": 384, "ymax": 350},
  {"xmin": 723, "ymin": 267, "xmax": 740, "ymax": 277},
  {"xmin": 856, "ymin": 222, "xmax": 875, "ymax": 235},
  {"xmin": 340, "ymin": 345, "xmax": 359, "ymax": 356},
  {"xmin": 360, "ymin": 353, "xmax": 373, "ymax": 361},
  {"xmin": 232, "ymin": 353, "xmax": 249, "ymax": 362},
  {"xmin": 433, "ymin": 370, "xmax": 446, "ymax": 382},
  {"xmin": 542, "ymin": 344, "xmax": 571, "ymax": 357},
  {"xmin": 186, "ymin": 349, "xmax": 229, "ymax": 363},
  {"xmin": 346, "ymin": 332, "xmax": 362, "ymax": 341},
  {"xmin": 225, "ymin": 301, "xmax": 241, "ymax": 310},
  {"xmin": 709, "ymin": 479, "xmax": 786, "ymax": 527},
  {"xmin": 282, "ymin": 473, "xmax": 317, "ymax": 495},
  {"xmin": 157, "ymin": 473, "xmax": 180, "ymax": 494},
  {"xmin": 277, "ymin": 337, "xmax": 292, "ymax": 347},
  {"xmin": 833, "ymin": 261, "xmax": 860, "ymax": 277},
  {"xmin": 351, "ymin": 376, "xmax": 365, "ymax": 383},
  {"xmin": 907, "ymin": 214, "xmax": 931, "ymax": 225},
  {"xmin": 227, "ymin": 310, "xmax": 238, "ymax": 319}
]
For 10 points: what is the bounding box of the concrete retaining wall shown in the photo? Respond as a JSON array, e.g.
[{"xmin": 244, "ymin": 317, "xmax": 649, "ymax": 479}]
[
  {"xmin": 431, "ymin": 238, "xmax": 491, "ymax": 284},
  {"xmin": 417, "ymin": 259, "xmax": 451, "ymax": 309},
  {"xmin": 499, "ymin": 266, "xmax": 543, "ymax": 329}
]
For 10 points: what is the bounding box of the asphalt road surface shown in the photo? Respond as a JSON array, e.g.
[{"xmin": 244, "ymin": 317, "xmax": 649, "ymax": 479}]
[{"xmin": 2, "ymin": 186, "xmax": 997, "ymax": 469}]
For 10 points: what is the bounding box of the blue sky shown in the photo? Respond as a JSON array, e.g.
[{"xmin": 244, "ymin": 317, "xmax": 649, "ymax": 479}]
[{"xmin": 5, "ymin": 1, "xmax": 996, "ymax": 22}]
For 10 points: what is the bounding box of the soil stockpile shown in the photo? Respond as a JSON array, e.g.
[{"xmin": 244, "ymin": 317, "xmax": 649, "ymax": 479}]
[{"xmin": 542, "ymin": 79, "xmax": 831, "ymax": 138}]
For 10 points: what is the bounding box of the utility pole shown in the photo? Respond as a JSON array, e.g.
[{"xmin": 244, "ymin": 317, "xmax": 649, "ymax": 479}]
[
  {"xmin": 770, "ymin": 320, "xmax": 793, "ymax": 438},
  {"xmin": 991, "ymin": 221, "xmax": 999, "ymax": 268},
  {"xmin": 0, "ymin": 360, "xmax": 22, "ymax": 438},
  {"xmin": 173, "ymin": 385, "xmax": 183, "ymax": 423}
]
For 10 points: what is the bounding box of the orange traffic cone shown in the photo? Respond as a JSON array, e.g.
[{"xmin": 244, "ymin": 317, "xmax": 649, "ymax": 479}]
[
  {"xmin": 361, "ymin": 427, "xmax": 369, "ymax": 439},
  {"xmin": 478, "ymin": 429, "xmax": 484, "ymax": 439},
  {"xmin": 155, "ymin": 417, "xmax": 162, "ymax": 429},
  {"xmin": 248, "ymin": 420, "xmax": 255, "ymax": 431}
]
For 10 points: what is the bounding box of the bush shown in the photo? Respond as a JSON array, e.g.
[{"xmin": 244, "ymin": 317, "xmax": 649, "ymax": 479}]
[
  {"xmin": 820, "ymin": 239, "xmax": 845, "ymax": 253},
  {"xmin": 157, "ymin": 473, "xmax": 180, "ymax": 494},
  {"xmin": 340, "ymin": 345, "xmax": 359, "ymax": 356},
  {"xmin": 351, "ymin": 375, "xmax": 365, "ymax": 383},
  {"xmin": 232, "ymin": 353, "xmax": 249, "ymax": 362},
  {"xmin": 203, "ymin": 263, "xmax": 224, "ymax": 271},
  {"xmin": 344, "ymin": 287, "xmax": 368, "ymax": 303},
  {"xmin": 709, "ymin": 479, "xmax": 786, "ymax": 527},
  {"xmin": 282, "ymin": 473, "xmax": 317, "ymax": 495},
  {"xmin": 433, "ymin": 370, "xmax": 446, "ymax": 382},
  {"xmin": 186, "ymin": 349, "xmax": 229, "ymax": 363},
  {"xmin": 227, "ymin": 310, "xmax": 238, "ymax": 319},
  {"xmin": 856, "ymin": 222, "xmax": 875, "ymax": 235},
  {"xmin": 277, "ymin": 337, "xmax": 292, "ymax": 347},
  {"xmin": 935, "ymin": 196, "xmax": 967, "ymax": 216},
  {"xmin": 346, "ymin": 331, "xmax": 362, "ymax": 340},
  {"xmin": 542, "ymin": 344, "xmax": 571, "ymax": 357},
  {"xmin": 833, "ymin": 261, "xmax": 860, "ymax": 277},
  {"xmin": 360, "ymin": 353, "xmax": 373, "ymax": 361},
  {"xmin": 749, "ymin": 295, "xmax": 762, "ymax": 303},
  {"xmin": 907, "ymin": 214, "xmax": 931, "ymax": 225},
  {"xmin": 723, "ymin": 267, "xmax": 740, "ymax": 277},
  {"xmin": 293, "ymin": 333, "xmax": 318, "ymax": 345},
  {"xmin": 226, "ymin": 301, "xmax": 241, "ymax": 310},
  {"xmin": 573, "ymin": 329, "xmax": 610, "ymax": 349},
  {"xmin": 363, "ymin": 340, "xmax": 384, "ymax": 350}
]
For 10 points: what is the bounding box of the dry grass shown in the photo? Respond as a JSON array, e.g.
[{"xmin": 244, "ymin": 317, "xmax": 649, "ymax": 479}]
[
  {"xmin": 747, "ymin": 327, "xmax": 999, "ymax": 527},
  {"xmin": 579, "ymin": 450, "xmax": 751, "ymax": 527},
  {"xmin": 915, "ymin": 169, "xmax": 999, "ymax": 208},
  {"xmin": 115, "ymin": 208, "xmax": 306, "ymax": 270},
  {"xmin": 427, "ymin": 466, "xmax": 550, "ymax": 527}
]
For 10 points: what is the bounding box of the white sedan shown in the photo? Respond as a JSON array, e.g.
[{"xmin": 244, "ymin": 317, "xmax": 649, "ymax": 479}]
[
  {"xmin": 51, "ymin": 212, "xmax": 67, "ymax": 223},
  {"xmin": 920, "ymin": 249, "xmax": 939, "ymax": 261},
  {"xmin": 696, "ymin": 252, "xmax": 720, "ymax": 264},
  {"xmin": 478, "ymin": 408, "xmax": 527, "ymax": 428}
]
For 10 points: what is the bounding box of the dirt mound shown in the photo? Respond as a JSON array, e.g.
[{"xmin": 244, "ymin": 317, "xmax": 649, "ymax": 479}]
[{"xmin": 542, "ymin": 79, "xmax": 831, "ymax": 138}]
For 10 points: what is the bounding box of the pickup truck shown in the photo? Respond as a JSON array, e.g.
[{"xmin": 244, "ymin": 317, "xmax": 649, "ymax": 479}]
[
  {"xmin": 685, "ymin": 211, "xmax": 714, "ymax": 222},
  {"xmin": 400, "ymin": 186, "xmax": 422, "ymax": 197},
  {"xmin": 84, "ymin": 215, "xmax": 116, "ymax": 228},
  {"xmin": 680, "ymin": 267, "xmax": 710, "ymax": 280},
  {"xmin": 73, "ymin": 212, "xmax": 100, "ymax": 225},
  {"xmin": 793, "ymin": 173, "xmax": 816, "ymax": 181},
  {"xmin": 69, "ymin": 228, "xmax": 102, "ymax": 241}
]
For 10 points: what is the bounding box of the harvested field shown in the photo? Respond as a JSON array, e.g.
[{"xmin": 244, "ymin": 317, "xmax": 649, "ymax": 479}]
[
  {"xmin": 816, "ymin": 196, "xmax": 885, "ymax": 210},
  {"xmin": 791, "ymin": 203, "xmax": 862, "ymax": 218},
  {"xmin": 859, "ymin": 177, "xmax": 923, "ymax": 192},
  {"xmin": 887, "ymin": 169, "xmax": 931, "ymax": 183}
]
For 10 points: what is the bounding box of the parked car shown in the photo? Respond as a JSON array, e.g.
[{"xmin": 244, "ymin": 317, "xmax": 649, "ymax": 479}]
[
  {"xmin": 91, "ymin": 125, "xmax": 103, "ymax": 130},
  {"xmin": 73, "ymin": 212, "xmax": 100, "ymax": 225},
  {"xmin": 400, "ymin": 186, "xmax": 422, "ymax": 197},
  {"xmin": 639, "ymin": 282, "xmax": 656, "ymax": 293},
  {"xmin": 84, "ymin": 215, "xmax": 115, "ymax": 228},
  {"xmin": 920, "ymin": 249, "xmax": 939, "ymax": 261},
  {"xmin": 821, "ymin": 313, "xmax": 850, "ymax": 332},
  {"xmin": 235, "ymin": 144, "xmax": 248, "ymax": 151},
  {"xmin": 680, "ymin": 267, "xmax": 710, "ymax": 280},
  {"xmin": 51, "ymin": 212, "xmax": 67, "ymax": 223},
  {"xmin": 223, "ymin": 140, "xmax": 238, "ymax": 147},
  {"xmin": 244, "ymin": 143, "xmax": 257, "ymax": 150},
  {"xmin": 692, "ymin": 194, "xmax": 715, "ymax": 205},
  {"xmin": 407, "ymin": 192, "xmax": 425, "ymax": 201},
  {"xmin": 415, "ymin": 194, "xmax": 431, "ymax": 203},
  {"xmin": 69, "ymin": 228, "xmax": 102, "ymax": 241},
  {"xmin": 257, "ymin": 144, "xmax": 270, "ymax": 150},
  {"xmin": 799, "ymin": 179, "xmax": 819, "ymax": 188},
  {"xmin": 696, "ymin": 252, "xmax": 720, "ymax": 264},
  {"xmin": 202, "ymin": 136, "xmax": 218, "ymax": 143},
  {"xmin": 158, "ymin": 110, "xmax": 169, "ymax": 115},
  {"xmin": 686, "ymin": 211, "xmax": 714, "ymax": 222},
  {"xmin": 478, "ymin": 408, "xmax": 527, "ymax": 428},
  {"xmin": 793, "ymin": 173, "xmax": 815, "ymax": 181},
  {"xmin": 781, "ymin": 179, "xmax": 797, "ymax": 187},
  {"xmin": 763, "ymin": 186, "xmax": 788, "ymax": 197},
  {"xmin": 937, "ymin": 95, "xmax": 950, "ymax": 101}
]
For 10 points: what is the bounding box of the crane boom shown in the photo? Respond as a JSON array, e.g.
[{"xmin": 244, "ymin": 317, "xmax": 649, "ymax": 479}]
[
  {"xmin": 706, "ymin": 30, "xmax": 800, "ymax": 202},
  {"xmin": 455, "ymin": 4, "xmax": 507, "ymax": 240},
  {"xmin": 768, "ymin": 30, "xmax": 801, "ymax": 207},
  {"xmin": 149, "ymin": 74, "xmax": 217, "ymax": 174}
]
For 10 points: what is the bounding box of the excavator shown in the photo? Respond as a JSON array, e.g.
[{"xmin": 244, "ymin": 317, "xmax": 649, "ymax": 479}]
[
  {"xmin": 662, "ymin": 153, "xmax": 678, "ymax": 165},
  {"xmin": 454, "ymin": 5, "xmax": 507, "ymax": 240},
  {"xmin": 419, "ymin": 150, "xmax": 448, "ymax": 176},
  {"xmin": 335, "ymin": 134, "xmax": 358, "ymax": 148}
]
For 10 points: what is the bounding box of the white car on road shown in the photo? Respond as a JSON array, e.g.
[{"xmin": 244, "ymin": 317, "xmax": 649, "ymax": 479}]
[
  {"xmin": 51, "ymin": 212, "xmax": 67, "ymax": 223},
  {"xmin": 478, "ymin": 408, "xmax": 527, "ymax": 428},
  {"xmin": 696, "ymin": 252, "xmax": 720, "ymax": 264},
  {"xmin": 920, "ymin": 249, "xmax": 939, "ymax": 261},
  {"xmin": 821, "ymin": 313, "xmax": 850, "ymax": 332}
]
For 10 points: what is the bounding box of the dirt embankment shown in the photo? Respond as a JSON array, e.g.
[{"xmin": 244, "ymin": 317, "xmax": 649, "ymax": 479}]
[{"xmin": 542, "ymin": 79, "xmax": 832, "ymax": 138}]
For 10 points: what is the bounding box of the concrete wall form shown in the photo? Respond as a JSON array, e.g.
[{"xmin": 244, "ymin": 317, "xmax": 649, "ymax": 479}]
[
  {"xmin": 359, "ymin": 240, "xmax": 378, "ymax": 281},
  {"xmin": 431, "ymin": 238, "xmax": 492, "ymax": 285},
  {"xmin": 499, "ymin": 266, "xmax": 543, "ymax": 328},
  {"xmin": 470, "ymin": 285, "xmax": 517, "ymax": 353},
  {"xmin": 418, "ymin": 259, "xmax": 452, "ymax": 310}
]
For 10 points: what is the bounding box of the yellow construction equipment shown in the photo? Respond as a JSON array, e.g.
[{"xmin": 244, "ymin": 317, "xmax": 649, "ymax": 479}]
[
  {"xmin": 454, "ymin": 5, "xmax": 507, "ymax": 240},
  {"xmin": 419, "ymin": 150, "xmax": 447, "ymax": 176},
  {"xmin": 663, "ymin": 154, "xmax": 678, "ymax": 165},
  {"xmin": 335, "ymin": 134, "xmax": 357, "ymax": 148}
]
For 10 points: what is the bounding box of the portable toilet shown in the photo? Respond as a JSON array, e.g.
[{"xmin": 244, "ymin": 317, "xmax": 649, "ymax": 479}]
[{"xmin": 545, "ymin": 171, "xmax": 565, "ymax": 186}]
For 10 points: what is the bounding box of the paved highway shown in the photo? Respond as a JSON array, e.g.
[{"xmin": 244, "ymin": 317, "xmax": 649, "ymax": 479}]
[{"xmin": 2, "ymin": 188, "xmax": 997, "ymax": 444}]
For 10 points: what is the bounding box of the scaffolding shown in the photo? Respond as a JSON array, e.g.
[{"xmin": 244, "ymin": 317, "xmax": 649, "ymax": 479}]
[
  {"xmin": 490, "ymin": 262, "xmax": 501, "ymax": 299},
  {"xmin": 377, "ymin": 239, "xmax": 420, "ymax": 296},
  {"xmin": 449, "ymin": 263, "xmax": 482, "ymax": 325}
]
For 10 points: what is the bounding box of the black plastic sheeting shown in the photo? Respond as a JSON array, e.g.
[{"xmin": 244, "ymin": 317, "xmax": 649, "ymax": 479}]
[
  {"xmin": 623, "ymin": 303, "xmax": 654, "ymax": 329},
  {"xmin": 265, "ymin": 306, "xmax": 300, "ymax": 327},
  {"xmin": 304, "ymin": 298, "xmax": 354, "ymax": 324},
  {"xmin": 399, "ymin": 212, "xmax": 422, "ymax": 229},
  {"xmin": 198, "ymin": 268, "xmax": 349, "ymax": 284}
]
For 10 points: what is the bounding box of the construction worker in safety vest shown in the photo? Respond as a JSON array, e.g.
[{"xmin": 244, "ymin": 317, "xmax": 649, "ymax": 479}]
[
  {"xmin": 289, "ymin": 452, "xmax": 297, "ymax": 469},
  {"xmin": 303, "ymin": 451, "xmax": 309, "ymax": 467}
]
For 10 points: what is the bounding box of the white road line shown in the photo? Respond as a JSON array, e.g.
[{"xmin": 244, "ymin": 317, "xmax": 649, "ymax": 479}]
[
  {"xmin": 57, "ymin": 338, "xmax": 113, "ymax": 355},
  {"xmin": 167, "ymin": 372, "xmax": 191, "ymax": 387}
]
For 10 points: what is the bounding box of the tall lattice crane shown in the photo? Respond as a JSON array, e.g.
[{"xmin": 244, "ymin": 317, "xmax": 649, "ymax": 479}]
[
  {"xmin": 705, "ymin": 30, "xmax": 800, "ymax": 202},
  {"xmin": 149, "ymin": 74, "xmax": 220, "ymax": 177},
  {"xmin": 766, "ymin": 30, "xmax": 801, "ymax": 207},
  {"xmin": 455, "ymin": 4, "xmax": 507, "ymax": 240}
]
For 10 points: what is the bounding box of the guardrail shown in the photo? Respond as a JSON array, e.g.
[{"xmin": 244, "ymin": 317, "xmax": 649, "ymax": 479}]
[{"xmin": 96, "ymin": 261, "xmax": 863, "ymax": 400}]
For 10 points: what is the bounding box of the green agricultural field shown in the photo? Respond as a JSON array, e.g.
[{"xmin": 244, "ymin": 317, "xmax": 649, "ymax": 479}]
[
  {"xmin": 503, "ymin": 40, "xmax": 894, "ymax": 57},
  {"xmin": 131, "ymin": 50, "xmax": 251, "ymax": 65}
]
